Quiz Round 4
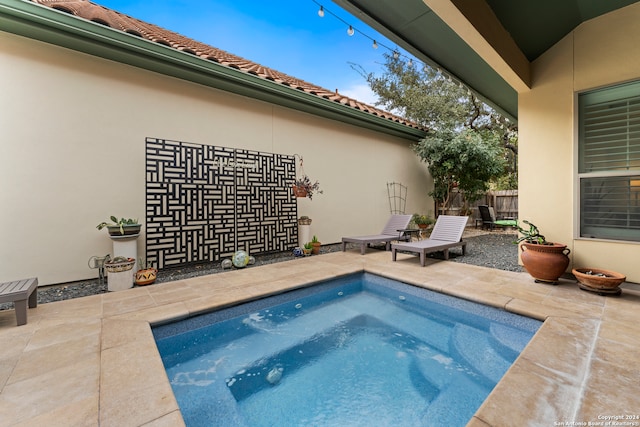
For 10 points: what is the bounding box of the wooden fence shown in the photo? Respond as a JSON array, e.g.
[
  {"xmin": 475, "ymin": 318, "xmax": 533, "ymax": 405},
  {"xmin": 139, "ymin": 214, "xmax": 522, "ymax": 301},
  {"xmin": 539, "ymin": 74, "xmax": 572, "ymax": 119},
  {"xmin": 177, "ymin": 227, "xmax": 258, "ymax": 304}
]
[{"xmin": 439, "ymin": 189, "xmax": 518, "ymax": 220}]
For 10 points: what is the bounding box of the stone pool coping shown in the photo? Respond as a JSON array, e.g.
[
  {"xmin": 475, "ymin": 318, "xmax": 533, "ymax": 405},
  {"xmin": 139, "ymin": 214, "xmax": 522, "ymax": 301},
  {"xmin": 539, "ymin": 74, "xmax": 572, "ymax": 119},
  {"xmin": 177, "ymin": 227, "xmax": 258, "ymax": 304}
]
[{"xmin": 0, "ymin": 250, "xmax": 638, "ymax": 426}]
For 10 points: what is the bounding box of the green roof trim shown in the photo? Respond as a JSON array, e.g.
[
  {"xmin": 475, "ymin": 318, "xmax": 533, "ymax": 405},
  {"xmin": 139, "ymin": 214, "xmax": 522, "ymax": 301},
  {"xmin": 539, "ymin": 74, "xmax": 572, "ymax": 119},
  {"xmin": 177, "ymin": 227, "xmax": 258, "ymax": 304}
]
[{"xmin": 0, "ymin": 0, "xmax": 426, "ymax": 141}]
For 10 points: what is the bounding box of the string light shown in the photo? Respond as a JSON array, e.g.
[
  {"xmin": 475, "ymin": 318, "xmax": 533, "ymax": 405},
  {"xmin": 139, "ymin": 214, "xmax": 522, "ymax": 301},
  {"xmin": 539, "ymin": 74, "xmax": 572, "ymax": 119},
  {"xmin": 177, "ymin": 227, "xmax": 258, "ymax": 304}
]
[{"xmin": 309, "ymin": 0, "xmax": 471, "ymax": 95}]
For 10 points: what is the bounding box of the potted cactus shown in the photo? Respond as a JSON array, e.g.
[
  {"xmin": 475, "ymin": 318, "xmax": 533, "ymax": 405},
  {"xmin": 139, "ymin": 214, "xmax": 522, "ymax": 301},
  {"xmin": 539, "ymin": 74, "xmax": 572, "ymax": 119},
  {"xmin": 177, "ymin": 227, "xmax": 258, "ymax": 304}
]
[{"xmin": 311, "ymin": 235, "xmax": 321, "ymax": 254}]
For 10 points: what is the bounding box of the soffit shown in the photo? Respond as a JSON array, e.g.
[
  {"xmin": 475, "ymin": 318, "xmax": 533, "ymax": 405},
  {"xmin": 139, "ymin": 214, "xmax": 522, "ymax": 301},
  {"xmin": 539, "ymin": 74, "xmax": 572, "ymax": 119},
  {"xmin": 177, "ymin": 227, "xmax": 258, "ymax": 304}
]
[{"xmin": 334, "ymin": 0, "xmax": 640, "ymax": 122}]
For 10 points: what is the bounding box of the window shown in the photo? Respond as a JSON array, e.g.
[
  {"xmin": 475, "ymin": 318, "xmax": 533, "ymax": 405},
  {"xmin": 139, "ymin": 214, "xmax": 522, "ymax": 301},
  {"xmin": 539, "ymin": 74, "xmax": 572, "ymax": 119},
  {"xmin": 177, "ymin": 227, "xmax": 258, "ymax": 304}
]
[{"xmin": 579, "ymin": 81, "xmax": 640, "ymax": 241}]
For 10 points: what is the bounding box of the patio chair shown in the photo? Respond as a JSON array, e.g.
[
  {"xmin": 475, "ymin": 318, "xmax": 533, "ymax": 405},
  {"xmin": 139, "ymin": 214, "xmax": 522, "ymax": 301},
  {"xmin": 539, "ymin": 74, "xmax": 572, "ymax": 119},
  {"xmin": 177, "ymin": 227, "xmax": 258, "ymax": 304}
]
[
  {"xmin": 391, "ymin": 215, "xmax": 468, "ymax": 266},
  {"xmin": 342, "ymin": 214, "xmax": 413, "ymax": 255},
  {"xmin": 478, "ymin": 205, "xmax": 517, "ymax": 230}
]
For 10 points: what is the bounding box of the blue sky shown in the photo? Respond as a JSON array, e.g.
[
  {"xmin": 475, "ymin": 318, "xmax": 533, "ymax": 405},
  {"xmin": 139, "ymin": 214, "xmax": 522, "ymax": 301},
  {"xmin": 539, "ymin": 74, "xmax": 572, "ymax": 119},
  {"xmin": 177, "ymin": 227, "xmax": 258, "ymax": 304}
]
[{"xmin": 95, "ymin": 0, "xmax": 415, "ymax": 105}]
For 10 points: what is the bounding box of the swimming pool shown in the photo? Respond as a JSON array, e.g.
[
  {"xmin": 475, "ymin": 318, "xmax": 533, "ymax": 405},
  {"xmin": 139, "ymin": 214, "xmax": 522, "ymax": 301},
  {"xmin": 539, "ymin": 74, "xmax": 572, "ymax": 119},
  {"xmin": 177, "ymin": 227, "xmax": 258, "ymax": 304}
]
[{"xmin": 153, "ymin": 272, "xmax": 541, "ymax": 426}]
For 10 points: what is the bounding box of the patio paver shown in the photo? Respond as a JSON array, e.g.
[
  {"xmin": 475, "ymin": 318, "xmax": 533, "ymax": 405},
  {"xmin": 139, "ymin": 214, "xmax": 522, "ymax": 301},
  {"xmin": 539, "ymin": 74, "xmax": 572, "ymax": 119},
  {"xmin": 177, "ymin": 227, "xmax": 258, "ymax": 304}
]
[{"xmin": 0, "ymin": 250, "xmax": 638, "ymax": 426}]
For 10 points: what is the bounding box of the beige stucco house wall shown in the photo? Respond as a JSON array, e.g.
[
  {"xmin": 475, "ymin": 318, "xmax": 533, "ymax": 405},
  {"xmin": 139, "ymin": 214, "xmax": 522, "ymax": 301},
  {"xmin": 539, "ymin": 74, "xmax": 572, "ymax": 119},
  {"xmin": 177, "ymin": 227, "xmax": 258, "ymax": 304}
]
[
  {"xmin": 519, "ymin": 3, "xmax": 640, "ymax": 282},
  {"xmin": 0, "ymin": 30, "xmax": 432, "ymax": 285}
]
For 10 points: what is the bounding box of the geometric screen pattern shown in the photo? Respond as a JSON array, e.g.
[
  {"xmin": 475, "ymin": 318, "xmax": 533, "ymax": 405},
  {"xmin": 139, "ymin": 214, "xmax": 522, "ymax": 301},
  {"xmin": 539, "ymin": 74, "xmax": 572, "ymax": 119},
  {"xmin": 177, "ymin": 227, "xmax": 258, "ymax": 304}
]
[{"xmin": 145, "ymin": 137, "xmax": 298, "ymax": 269}]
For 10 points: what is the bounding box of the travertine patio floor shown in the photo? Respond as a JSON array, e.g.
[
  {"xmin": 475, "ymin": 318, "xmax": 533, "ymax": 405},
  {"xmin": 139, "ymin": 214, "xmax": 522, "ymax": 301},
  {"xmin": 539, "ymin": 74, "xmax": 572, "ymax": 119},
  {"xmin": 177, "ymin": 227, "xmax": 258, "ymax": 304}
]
[{"xmin": 1, "ymin": 250, "xmax": 638, "ymax": 426}]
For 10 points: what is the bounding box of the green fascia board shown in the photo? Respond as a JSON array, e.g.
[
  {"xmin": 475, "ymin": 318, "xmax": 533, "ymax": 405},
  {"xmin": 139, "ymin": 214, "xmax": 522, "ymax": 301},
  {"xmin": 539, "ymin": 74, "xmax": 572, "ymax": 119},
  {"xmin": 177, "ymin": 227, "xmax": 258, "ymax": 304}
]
[{"xmin": 0, "ymin": 0, "xmax": 426, "ymax": 141}]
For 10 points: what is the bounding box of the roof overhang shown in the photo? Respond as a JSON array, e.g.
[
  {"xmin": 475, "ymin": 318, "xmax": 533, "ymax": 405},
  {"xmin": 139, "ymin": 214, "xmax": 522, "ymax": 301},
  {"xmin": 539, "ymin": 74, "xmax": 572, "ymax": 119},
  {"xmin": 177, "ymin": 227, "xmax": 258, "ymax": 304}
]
[
  {"xmin": 0, "ymin": 0, "xmax": 427, "ymax": 141},
  {"xmin": 333, "ymin": 0, "xmax": 521, "ymax": 122},
  {"xmin": 334, "ymin": 0, "xmax": 640, "ymax": 123}
]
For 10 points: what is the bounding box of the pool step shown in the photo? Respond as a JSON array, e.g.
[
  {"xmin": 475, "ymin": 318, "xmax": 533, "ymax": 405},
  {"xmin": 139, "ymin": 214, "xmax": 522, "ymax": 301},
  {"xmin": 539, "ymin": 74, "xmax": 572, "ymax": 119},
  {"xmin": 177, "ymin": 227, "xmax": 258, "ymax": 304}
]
[
  {"xmin": 420, "ymin": 372, "xmax": 490, "ymax": 426},
  {"xmin": 488, "ymin": 323, "xmax": 533, "ymax": 361},
  {"xmin": 450, "ymin": 324, "xmax": 513, "ymax": 385}
]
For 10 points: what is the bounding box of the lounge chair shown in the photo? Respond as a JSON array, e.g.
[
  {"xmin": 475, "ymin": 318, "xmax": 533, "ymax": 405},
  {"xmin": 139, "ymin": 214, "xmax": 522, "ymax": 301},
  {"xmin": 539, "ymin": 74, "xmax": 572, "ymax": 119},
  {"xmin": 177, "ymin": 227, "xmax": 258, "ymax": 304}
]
[
  {"xmin": 342, "ymin": 214, "xmax": 413, "ymax": 255},
  {"xmin": 478, "ymin": 205, "xmax": 517, "ymax": 230},
  {"xmin": 391, "ymin": 215, "xmax": 468, "ymax": 266}
]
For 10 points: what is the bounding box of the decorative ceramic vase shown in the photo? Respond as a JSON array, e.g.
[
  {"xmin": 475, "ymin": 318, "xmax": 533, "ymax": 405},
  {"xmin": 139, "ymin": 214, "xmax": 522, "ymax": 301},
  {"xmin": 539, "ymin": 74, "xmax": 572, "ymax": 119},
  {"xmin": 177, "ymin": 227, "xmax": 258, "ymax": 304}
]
[
  {"xmin": 298, "ymin": 217, "xmax": 312, "ymax": 225},
  {"xmin": 520, "ymin": 242, "xmax": 570, "ymax": 284},
  {"xmin": 135, "ymin": 268, "xmax": 157, "ymax": 286},
  {"xmin": 232, "ymin": 251, "xmax": 250, "ymax": 268}
]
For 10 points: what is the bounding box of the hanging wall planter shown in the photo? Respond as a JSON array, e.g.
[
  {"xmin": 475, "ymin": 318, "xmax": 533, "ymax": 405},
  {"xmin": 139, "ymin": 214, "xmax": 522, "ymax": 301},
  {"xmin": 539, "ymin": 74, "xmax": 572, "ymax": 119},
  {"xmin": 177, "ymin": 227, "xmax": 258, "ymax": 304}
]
[
  {"xmin": 292, "ymin": 185, "xmax": 308, "ymax": 198},
  {"xmin": 293, "ymin": 155, "xmax": 323, "ymax": 200}
]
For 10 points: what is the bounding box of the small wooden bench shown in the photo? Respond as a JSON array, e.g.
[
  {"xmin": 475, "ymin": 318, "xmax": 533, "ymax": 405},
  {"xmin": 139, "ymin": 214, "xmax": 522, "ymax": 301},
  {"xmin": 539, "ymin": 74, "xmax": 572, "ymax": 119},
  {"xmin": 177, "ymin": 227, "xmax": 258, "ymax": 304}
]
[{"xmin": 0, "ymin": 278, "xmax": 38, "ymax": 326}]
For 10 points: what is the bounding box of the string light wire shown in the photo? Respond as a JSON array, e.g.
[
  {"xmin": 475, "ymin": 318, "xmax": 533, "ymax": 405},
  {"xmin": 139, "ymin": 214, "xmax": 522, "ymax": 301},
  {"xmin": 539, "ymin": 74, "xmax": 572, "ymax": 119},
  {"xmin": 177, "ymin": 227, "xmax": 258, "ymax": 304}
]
[{"xmin": 309, "ymin": 0, "xmax": 478, "ymax": 102}]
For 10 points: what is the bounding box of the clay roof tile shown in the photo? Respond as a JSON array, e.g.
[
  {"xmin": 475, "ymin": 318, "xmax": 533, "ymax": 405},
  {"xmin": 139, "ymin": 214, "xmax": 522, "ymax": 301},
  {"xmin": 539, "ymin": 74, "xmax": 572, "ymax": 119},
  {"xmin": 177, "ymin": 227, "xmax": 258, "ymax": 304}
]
[{"xmin": 30, "ymin": 0, "xmax": 426, "ymax": 132}]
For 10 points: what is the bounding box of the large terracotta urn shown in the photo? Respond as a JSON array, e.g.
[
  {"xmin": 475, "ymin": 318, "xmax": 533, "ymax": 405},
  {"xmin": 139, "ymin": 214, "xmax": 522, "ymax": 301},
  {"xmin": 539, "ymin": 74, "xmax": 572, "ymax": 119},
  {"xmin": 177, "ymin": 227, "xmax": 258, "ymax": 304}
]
[{"xmin": 520, "ymin": 242, "xmax": 570, "ymax": 284}]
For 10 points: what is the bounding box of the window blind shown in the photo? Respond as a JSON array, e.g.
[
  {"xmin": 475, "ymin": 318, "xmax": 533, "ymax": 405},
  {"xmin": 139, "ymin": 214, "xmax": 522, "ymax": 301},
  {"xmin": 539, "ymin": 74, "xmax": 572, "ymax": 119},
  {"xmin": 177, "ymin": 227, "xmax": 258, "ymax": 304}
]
[{"xmin": 579, "ymin": 81, "xmax": 640, "ymax": 241}]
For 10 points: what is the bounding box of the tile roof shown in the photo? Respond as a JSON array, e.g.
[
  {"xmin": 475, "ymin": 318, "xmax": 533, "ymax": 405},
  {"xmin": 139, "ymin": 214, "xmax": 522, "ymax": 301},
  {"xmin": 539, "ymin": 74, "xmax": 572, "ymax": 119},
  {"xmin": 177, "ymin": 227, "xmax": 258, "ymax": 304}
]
[{"xmin": 30, "ymin": 0, "xmax": 425, "ymax": 131}]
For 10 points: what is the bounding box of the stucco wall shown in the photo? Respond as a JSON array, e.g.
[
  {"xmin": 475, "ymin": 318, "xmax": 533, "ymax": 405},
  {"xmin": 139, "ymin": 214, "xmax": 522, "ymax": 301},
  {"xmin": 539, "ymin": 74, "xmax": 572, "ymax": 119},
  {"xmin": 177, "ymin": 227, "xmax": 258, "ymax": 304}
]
[
  {"xmin": 0, "ymin": 31, "xmax": 432, "ymax": 285},
  {"xmin": 518, "ymin": 3, "xmax": 640, "ymax": 282}
]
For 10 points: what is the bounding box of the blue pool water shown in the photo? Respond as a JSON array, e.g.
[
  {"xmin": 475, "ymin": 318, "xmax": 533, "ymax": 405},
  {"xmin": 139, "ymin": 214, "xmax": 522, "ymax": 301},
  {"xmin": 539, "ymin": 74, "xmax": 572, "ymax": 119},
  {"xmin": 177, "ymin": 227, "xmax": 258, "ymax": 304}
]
[{"xmin": 153, "ymin": 273, "xmax": 541, "ymax": 426}]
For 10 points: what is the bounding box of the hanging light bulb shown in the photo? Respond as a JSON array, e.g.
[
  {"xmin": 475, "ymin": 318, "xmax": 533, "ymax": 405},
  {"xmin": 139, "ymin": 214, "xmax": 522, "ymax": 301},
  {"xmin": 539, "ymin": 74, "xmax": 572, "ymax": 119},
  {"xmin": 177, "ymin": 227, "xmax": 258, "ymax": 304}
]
[
  {"xmin": 393, "ymin": 50, "xmax": 399, "ymax": 59},
  {"xmin": 372, "ymin": 40, "xmax": 378, "ymax": 49},
  {"xmin": 423, "ymin": 64, "xmax": 428, "ymax": 72},
  {"xmin": 318, "ymin": 6, "xmax": 324, "ymax": 17},
  {"xmin": 347, "ymin": 25, "xmax": 354, "ymax": 36},
  {"xmin": 408, "ymin": 58, "xmax": 413, "ymax": 67}
]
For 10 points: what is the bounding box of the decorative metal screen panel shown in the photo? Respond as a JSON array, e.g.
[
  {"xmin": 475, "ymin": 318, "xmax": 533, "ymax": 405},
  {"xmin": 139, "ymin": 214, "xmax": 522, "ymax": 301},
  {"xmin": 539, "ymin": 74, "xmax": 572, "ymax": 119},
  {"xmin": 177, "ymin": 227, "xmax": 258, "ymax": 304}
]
[{"xmin": 146, "ymin": 138, "xmax": 297, "ymax": 269}]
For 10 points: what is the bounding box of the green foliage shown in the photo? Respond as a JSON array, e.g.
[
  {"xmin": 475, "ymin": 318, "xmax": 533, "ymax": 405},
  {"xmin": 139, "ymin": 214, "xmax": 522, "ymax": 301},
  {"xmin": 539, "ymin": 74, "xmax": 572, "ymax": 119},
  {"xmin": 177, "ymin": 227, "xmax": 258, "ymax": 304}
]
[
  {"xmin": 515, "ymin": 220, "xmax": 547, "ymax": 244},
  {"xmin": 311, "ymin": 235, "xmax": 319, "ymax": 243},
  {"xmin": 304, "ymin": 242, "xmax": 313, "ymax": 250},
  {"xmin": 411, "ymin": 213, "xmax": 434, "ymax": 226},
  {"xmin": 413, "ymin": 129, "xmax": 505, "ymax": 210},
  {"xmin": 96, "ymin": 216, "xmax": 139, "ymax": 234},
  {"xmin": 353, "ymin": 54, "xmax": 518, "ymax": 190}
]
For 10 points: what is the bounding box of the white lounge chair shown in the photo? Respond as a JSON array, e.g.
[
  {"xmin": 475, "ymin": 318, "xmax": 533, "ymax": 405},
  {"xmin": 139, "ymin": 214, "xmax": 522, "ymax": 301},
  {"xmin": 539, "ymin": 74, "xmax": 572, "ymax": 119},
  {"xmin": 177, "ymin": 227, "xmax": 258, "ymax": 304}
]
[
  {"xmin": 391, "ymin": 215, "xmax": 468, "ymax": 266},
  {"xmin": 342, "ymin": 214, "xmax": 413, "ymax": 255}
]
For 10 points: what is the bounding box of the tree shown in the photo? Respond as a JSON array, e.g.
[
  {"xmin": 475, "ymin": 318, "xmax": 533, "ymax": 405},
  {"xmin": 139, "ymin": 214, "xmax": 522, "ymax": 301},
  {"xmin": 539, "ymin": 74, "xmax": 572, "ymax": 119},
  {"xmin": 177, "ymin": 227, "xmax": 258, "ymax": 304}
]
[
  {"xmin": 353, "ymin": 54, "xmax": 518, "ymax": 189},
  {"xmin": 413, "ymin": 129, "xmax": 505, "ymax": 212}
]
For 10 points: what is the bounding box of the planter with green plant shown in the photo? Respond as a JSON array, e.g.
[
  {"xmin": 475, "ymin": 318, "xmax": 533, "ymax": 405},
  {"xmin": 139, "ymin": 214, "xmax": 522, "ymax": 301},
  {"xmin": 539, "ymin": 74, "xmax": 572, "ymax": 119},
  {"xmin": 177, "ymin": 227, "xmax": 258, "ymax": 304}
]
[
  {"xmin": 412, "ymin": 214, "xmax": 434, "ymax": 229},
  {"xmin": 303, "ymin": 242, "xmax": 313, "ymax": 256},
  {"xmin": 97, "ymin": 216, "xmax": 141, "ymax": 236},
  {"xmin": 311, "ymin": 235, "xmax": 321, "ymax": 254},
  {"xmin": 292, "ymin": 175, "xmax": 323, "ymax": 200},
  {"xmin": 516, "ymin": 220, "xmax": 570, "ymax": 284}
]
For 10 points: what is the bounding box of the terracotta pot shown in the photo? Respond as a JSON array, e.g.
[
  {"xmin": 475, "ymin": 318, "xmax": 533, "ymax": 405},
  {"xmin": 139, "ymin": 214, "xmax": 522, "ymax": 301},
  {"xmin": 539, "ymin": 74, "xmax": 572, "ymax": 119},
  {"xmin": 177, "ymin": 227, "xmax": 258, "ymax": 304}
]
[
  {"xmin": 135, "ymin": 268, "xmax": 158, "ymax": 286},
  {"xmin": 520, "ymin": 242, "xmax": 570, "ymax": 284},
  {"xmin": 292, "ymin": 186, "xmax": 307, "ymax": 198},
  {"xmin": 572, "ymin": 268, "xmax": 625, "ymax": 290},
  {"xmin": 311, "ymin": 242, "xmax": 321, "ymax": 254}
]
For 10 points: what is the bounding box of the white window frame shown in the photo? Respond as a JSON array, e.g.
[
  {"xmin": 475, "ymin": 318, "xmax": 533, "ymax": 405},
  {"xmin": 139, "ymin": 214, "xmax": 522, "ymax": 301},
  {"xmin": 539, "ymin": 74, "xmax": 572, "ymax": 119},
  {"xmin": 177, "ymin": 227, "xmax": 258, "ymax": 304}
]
[{"xmin": 576, "ymin": 80, "xmax": 640, "ymax": 243}]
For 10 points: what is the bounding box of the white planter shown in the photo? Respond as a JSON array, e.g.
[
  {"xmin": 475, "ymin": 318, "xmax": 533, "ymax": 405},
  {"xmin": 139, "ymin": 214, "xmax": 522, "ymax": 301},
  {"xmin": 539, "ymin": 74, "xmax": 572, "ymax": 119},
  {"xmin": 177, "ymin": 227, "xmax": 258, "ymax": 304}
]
[
  {"xmin": 105, "ymin": 258, "xmax": 135, "ymax": 291},
  {"xmin": 298, "ymin": 224, "xmax": 310, "ymax": 248}
]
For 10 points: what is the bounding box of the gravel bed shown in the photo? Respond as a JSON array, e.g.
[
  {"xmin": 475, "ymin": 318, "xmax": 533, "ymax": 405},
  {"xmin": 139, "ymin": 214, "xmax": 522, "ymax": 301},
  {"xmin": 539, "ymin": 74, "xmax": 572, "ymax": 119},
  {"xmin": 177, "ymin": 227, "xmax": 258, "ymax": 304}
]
[{"xmin": 1, "ymin": 232, "xmax": 520, "ymax": 310}]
